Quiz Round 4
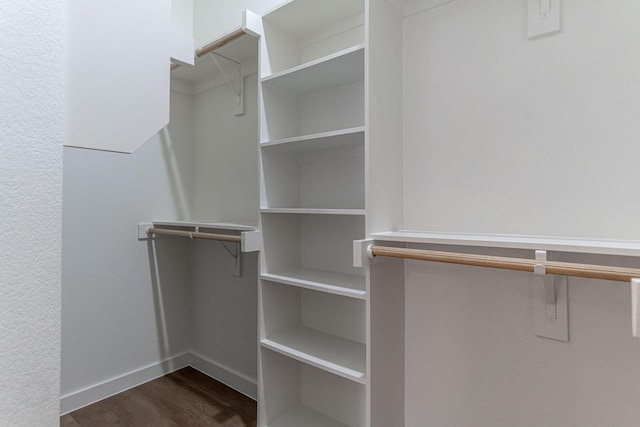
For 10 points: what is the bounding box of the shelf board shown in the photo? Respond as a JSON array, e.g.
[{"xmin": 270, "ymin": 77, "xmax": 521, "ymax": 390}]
[
  {"xmin": 261, "ymin": 326, "xmax": 366, "ymax": 384},
  {"xmin": 261, "ymin": 45, "xmax": 364, "ymax": 95},
  {"xmin": 151, "ymin": 220, "xmax": 255, "ymax": 231},
  {"xmin": 260, "ymin": 127, "xmax": 365, "ymax": 152},
  {"xmin": 261, "ymin": 268, "xmax": 366, "ymax": 299},
  {"xmin": 372, "ymin": 230, "xmax": 640, "ymax": 257},
  {"xmin": 268, "ymin": 404, "xmax": 350, "ymax": 427},
  {"xmin": 261, "ymin": 208, "xmax": 365, "ymax": 216}
]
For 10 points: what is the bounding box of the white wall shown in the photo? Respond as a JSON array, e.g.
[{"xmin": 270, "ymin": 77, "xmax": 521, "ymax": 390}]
[
  {"xmin": 66, "ymin": 0, "xmax": 171, "ymax": 153},
  {"xmin": 403, "ymin": 1, "xmax": 640, "ymax": 425},
  {"xmin": 0, "ymin": 0, "xmax": 63, "ymax": 424},
  {"xmin": 183, "ymin": 70, "xmax": 260, "ymax": 396},
  {"xmin": 61, "ymin": 92, "xmax": 194, "ymax": 412},
  {"xmin": 403, "ymin": 0, "xmax": 640, "ymax": 240},
  {"xmin": 172, "ymin": 0, "xmax": 194, "ymax": 36},
  {"xmin": 193, "ymin": 0, "xmax": 285, "ymax": 47},
  {"xmin": 405, "ymin": 248, "xmax": 640, "ymax": 426},
  {"xmin": 190, "ymin": 73, "xmax": 259, "ymax": 226}
]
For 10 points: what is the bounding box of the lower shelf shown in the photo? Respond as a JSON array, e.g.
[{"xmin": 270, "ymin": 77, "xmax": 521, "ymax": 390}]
[
  {"xmin": 269, "ymin": 404, "xmax": 350, "ymax": 427},
  {"xmin": 260, "ymin": 349, "xmax": 366, "ymax": 427},
  {"xmin": 261, "ymin": 326, "xmax": 366, "ymax": 383}
]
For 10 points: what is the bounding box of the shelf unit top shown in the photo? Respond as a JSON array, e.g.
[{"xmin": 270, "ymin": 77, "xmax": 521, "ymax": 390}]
[
  {"xmin": 263, "ymin": 0, "xmax": 363, "ymax": 38},
  {"xmin": 260, "ymin": 126, "xmax": 364, "ymax": 152},
  {"xmin": 261, "ymin": 45, "xmax": 364, "ymax": 95},
  {"xmin": 152, "ymin": 220, "xmax": 256, "ymax": 232},
  {"xmin": 371, "ymin": 230, "xmax": 640, "ymax": 257}
]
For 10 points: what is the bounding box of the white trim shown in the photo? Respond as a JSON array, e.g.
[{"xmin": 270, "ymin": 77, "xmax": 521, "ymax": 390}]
[
  {"xmin": 60, "ymin": 352, "xmax": 191, "ymax": 415},
  {"xmin": 190, "ymin": 351, "xmax": 258, "ymax": 400}
]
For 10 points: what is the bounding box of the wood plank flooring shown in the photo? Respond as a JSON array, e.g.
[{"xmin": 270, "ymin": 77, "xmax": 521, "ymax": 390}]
[{"xmin": 60, "ymin": 367, "xmax": 257, "ymax": 426}]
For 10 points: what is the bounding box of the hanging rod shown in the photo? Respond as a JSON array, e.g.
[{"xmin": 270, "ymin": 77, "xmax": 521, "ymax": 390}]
[
  {"xmin": 147, "ymin": 227, "xmax": 241, "ymax": 243},
  {"xmin": 195, "ymin": 28, "xmax": 246, "ymax": 58},
  {"xmin": 368, "ymin": 245, "xmax": 640, "ymax": 283},
  {"xmin": 170, "ymin": 29, "xmax": 247, "ymax": 72}
]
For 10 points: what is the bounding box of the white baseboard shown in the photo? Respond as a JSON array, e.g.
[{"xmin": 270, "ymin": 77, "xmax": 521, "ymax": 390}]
[
  {"xmin": 60, "ymin": 352, "xmax": 191, "ymax": 415},
  {"xmin": 190, "ymin": 351, "xmax": 257, "ymax": 400},
  {"xmin": 60, "ymin": 351, "xmax": 257, "ymax": 415}
]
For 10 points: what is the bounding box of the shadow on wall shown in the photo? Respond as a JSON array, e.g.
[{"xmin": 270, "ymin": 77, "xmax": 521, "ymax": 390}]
[
  {"xmin": 146, "ymin": 237, "xmax": 191, "ymax": 362},
  {"xmin": 160, "ymin": 126, "xmax": 192, "ymax": 221},
  {"xmin": 189, "ymin": 239, "xmax": 258, "ymax": 381},
  {"xmin": 144, "ymin": 234, "xmax": 259, "ymax": 385}
]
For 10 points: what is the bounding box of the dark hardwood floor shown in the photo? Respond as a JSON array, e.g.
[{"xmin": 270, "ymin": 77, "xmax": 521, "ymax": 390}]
[{"xmin": 60, "ymin": 367, "xmax": 257, "ymax": 426}]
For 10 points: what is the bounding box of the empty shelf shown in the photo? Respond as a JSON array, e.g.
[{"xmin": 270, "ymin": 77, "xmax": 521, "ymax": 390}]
[
  {"xmin": 260, "ymin": 127, "xmax": 365, "ymax": 152},
  {"xmin": 261, "ymin": 326, "xmax": 366, "ymax": 383},
  {"xmin": 261, "ymin": 268, "xmax": 366, "ymax": 299},
  {"xmin": 269, "ymin": 404, "xmax": 350, "ymax": 427},
  {"xmin": 261, "ymin": 208, "xmax": 365, "ymax": 216},
  {"xmin": 261, "ymin": 45, "xmax": 364, "ymax": 95}
]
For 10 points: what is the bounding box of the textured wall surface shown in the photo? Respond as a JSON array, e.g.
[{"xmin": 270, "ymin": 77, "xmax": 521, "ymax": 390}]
[{"xmin": 0, "ymin": 0, "xmax": 64, "ymax": 425}]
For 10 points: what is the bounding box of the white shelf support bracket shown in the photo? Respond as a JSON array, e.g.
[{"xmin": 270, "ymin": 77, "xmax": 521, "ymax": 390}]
[
  {"xmin": 534, "ymin": 251, "xmax": 556, "ymax": 323},
  {"xmin": 632, "ymin": 279, "xmax": 640, "ymax": 338},
  {"xmin": 533, "ymin": 250, "xmax": 569, "ymax": 341},
  {"xmin": 208, "ymin": 52, "xmax": 244, "ymax": 116},
  {"xmin": 353, "ymin": 239, "xmax": 375, "ymax": 268},
  {"xmin": 240, "ymin": 230, "xmax": 261, "ymax": 253},
  {"xmin": 138, "ymin": 222, "xmax": 153, "ymax": 240}
]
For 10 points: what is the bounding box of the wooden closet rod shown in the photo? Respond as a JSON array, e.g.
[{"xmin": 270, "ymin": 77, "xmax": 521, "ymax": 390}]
[
  {"xmin": 170, "ymin": 29, "xmax": 247, "ymax": 72},
  {"xmin": 369, "ymin": 245, "xmax": 640, "ymax": 283},
  {"xmin": 195, "ymin": 29, "xmax": 246, "ymax": 58},
  {"xmin": 147, "ymin": 227, "xmax": 241, "ymax": 243}
]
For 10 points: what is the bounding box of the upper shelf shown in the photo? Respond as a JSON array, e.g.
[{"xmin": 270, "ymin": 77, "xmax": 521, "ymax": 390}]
[
  {"xmin": 152, "ymin": 220, "xmax": 256, "ymax": 231},
  {"xmin": 371, "ymin": 231, "xmax": 640, "ymax": 257},
  {"xmin": 261, "ymin": 45, "xmax": 364, "ymax": 95},
  {"xmin": 139, "ymin": 220, "xmax": 260, "ymax": 253}
]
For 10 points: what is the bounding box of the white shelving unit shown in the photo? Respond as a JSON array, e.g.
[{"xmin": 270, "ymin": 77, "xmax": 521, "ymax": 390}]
[
  {"xmin": 255, "ymin": 0, "xmax": 404, "ymax": 425},
  {"xmin": 256, "ymin": 0, "xmax": 368, "ymax": 425}
]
